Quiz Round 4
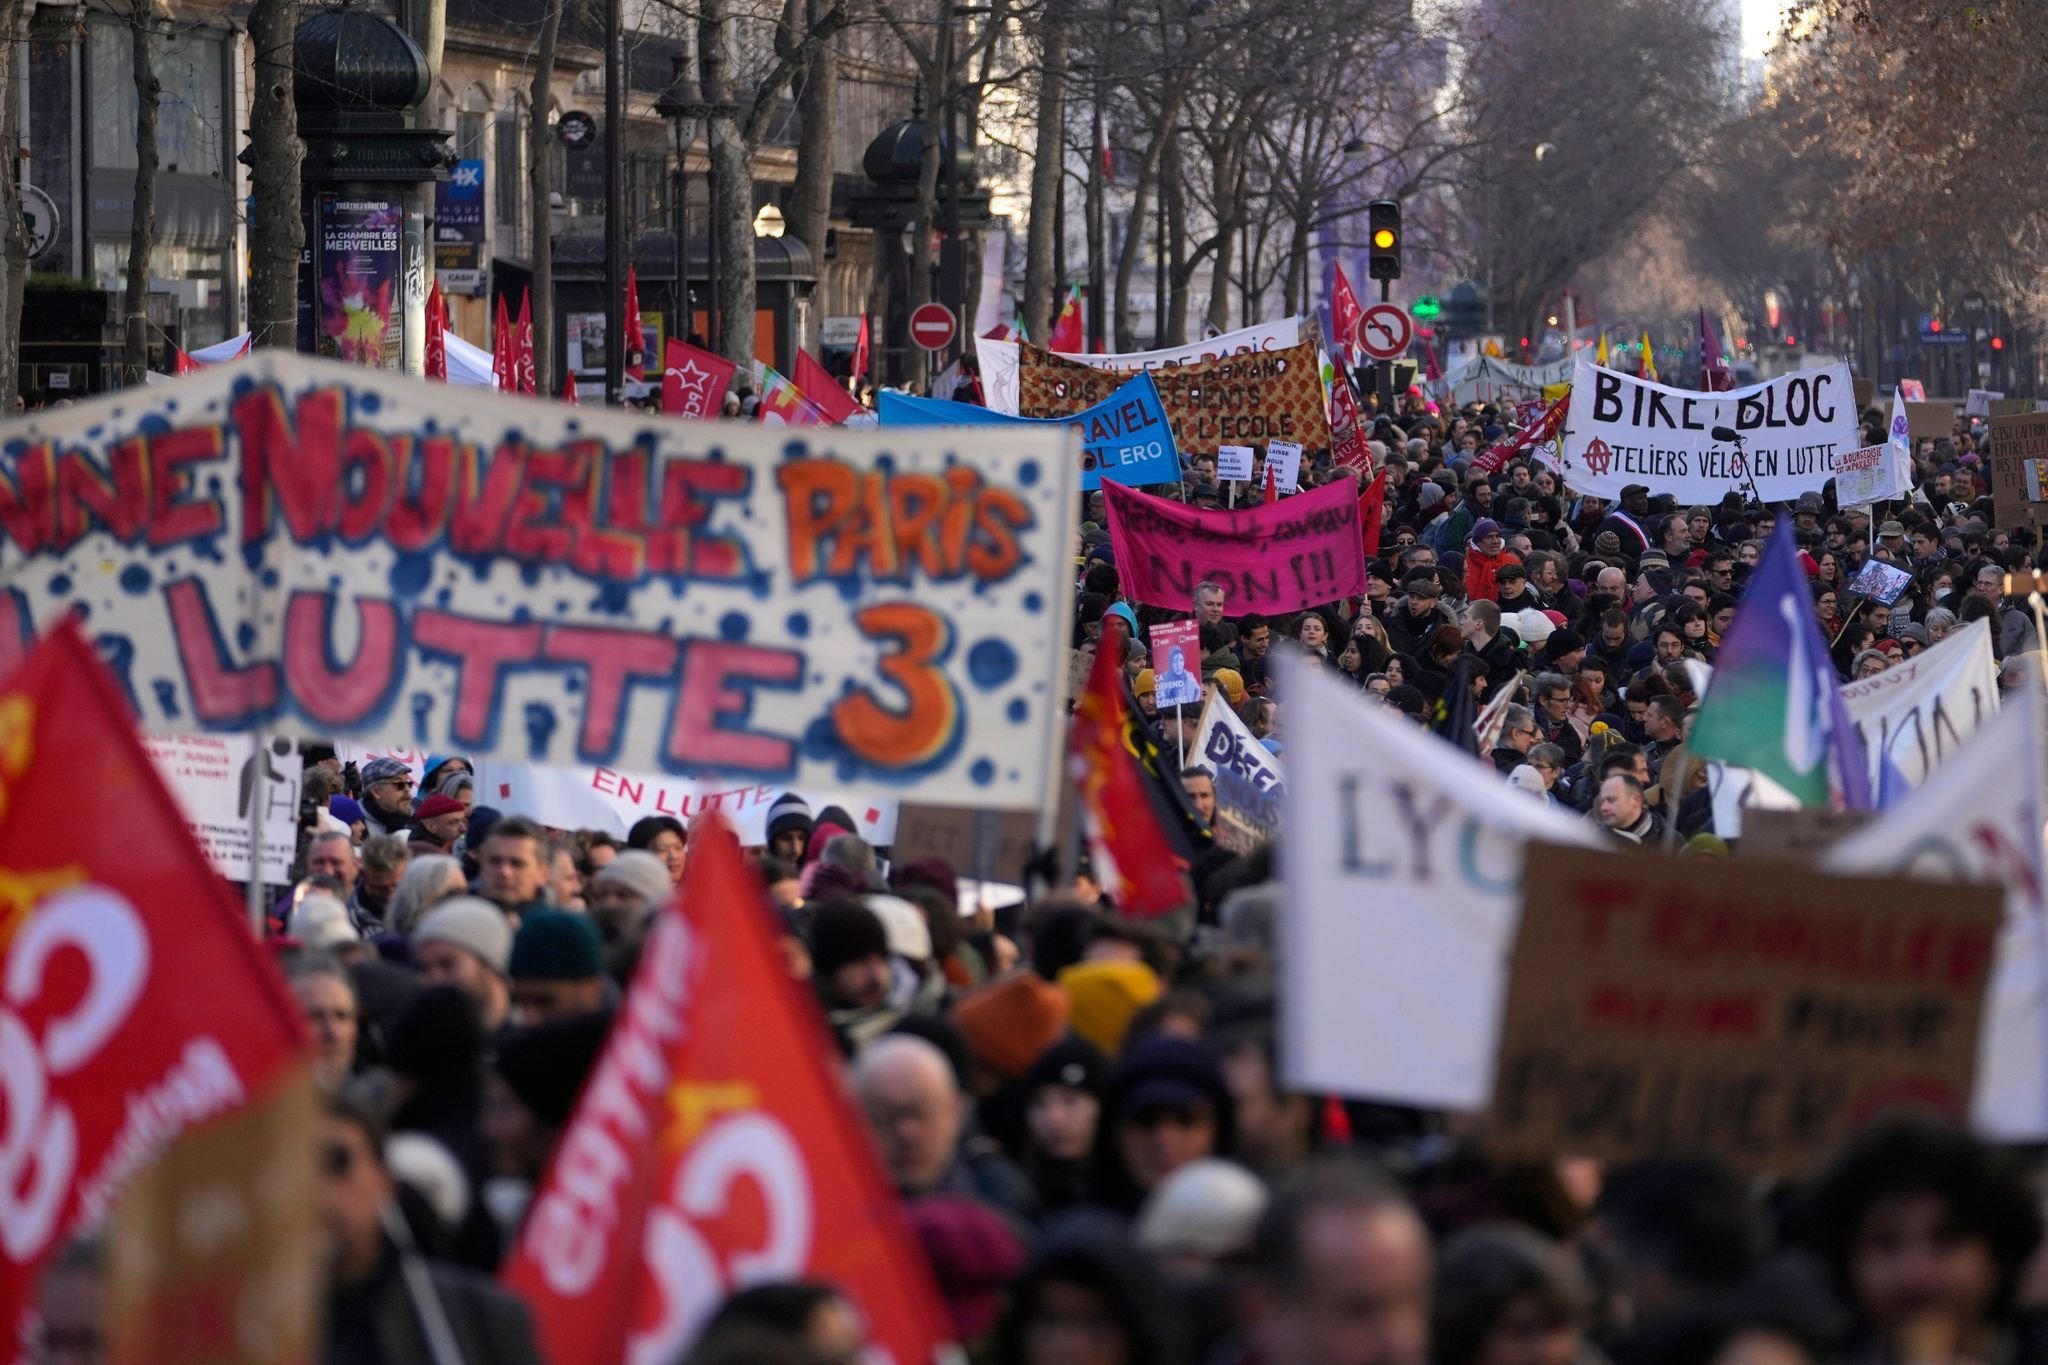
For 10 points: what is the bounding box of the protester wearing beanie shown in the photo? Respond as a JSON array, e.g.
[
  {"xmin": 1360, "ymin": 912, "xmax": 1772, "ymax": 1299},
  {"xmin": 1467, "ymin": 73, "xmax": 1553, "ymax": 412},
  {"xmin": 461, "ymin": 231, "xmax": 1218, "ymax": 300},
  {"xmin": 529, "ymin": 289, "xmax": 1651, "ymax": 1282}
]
[
  {"xmin": 809, "ymin": 899, "xmax": 899, "ymax": 1049},
  {"xmin": 414, "ymin": 897, "xmax": 513, "ymax": 1032},
  {"xmin": 765, "ymin": 792, "xmax": 814, "ymax": 863},
  {"xmin": 1017, "ymin": 1036, "xmax": 1109, "ymax": 1213},
  {"xmin": 952, "ymin": 972, "xmax": 1070, "ymax": 1084},
  {"xmin": 488, "ymin": 1010, "xmax": 614, "ymax": 1187},
  {"xmin": 588, "ymin": 848, "xmax": 670, "ymax": 955},
  {"xmin": 507, "ymin": 910, "xmax": 608, "ymax": 1026},
  {"xmin": 1059, "ymin": 959, "xmax": 1163, "ymax": 1057},
  {"xmin": 1092, "ymin": 1036, "xmax": 1236, "ymax": 1214}
]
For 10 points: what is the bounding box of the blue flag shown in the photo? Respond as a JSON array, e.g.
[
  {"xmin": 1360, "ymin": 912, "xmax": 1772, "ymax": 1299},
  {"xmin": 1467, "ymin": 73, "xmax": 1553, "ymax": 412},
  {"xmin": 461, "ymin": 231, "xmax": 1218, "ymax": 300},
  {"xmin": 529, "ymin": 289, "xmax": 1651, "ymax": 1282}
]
[
  {"xmin": 879, "ymin": 371, "xmax": 1182, "ymax": 491},
  {"xmin": 1688, "ymin": 517, "xmax": 1872, "ymax": 808}
]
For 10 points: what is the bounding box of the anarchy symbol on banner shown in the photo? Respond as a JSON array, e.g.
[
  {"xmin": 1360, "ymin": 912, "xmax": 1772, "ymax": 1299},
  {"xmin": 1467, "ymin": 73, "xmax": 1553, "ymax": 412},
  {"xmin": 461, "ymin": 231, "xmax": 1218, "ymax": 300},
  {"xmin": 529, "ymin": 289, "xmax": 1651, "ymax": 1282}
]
[{"xmin": 1582, "ymin": 437, "xmax": 1613, "ymax": 478}]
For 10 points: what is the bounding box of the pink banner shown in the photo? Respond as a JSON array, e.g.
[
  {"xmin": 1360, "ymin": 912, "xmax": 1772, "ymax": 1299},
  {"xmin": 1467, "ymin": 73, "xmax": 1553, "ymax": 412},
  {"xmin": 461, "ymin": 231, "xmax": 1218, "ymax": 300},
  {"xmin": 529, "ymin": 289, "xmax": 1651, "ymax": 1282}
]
[{"xmin": 1104, "ymin": 478, "xmax": 1367, "ymax": 616}]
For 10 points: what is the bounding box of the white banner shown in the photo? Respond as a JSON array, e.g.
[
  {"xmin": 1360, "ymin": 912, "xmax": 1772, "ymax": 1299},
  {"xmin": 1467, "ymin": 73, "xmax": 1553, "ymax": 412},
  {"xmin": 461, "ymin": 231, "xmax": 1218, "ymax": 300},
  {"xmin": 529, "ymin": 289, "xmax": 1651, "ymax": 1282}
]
[
  {"xmin": 1700, "ymin": 619, "xmax": 1999, "ymax": 835},
  {"xmin": 1436, "ymin": 355, "xmax": 1573, "ymax": 406},
  {"xmin": 976, "ymin": 318, "xmax": 1304, "ymax": 416},
  {"xmin": 475, "ymin": 762, "xmax": 898, "ymax": 849},
  {"xmin": 1191, "ymin": 691, "xmax": 1281, "ymax": 853},
  {"xmin": 1278, "ymin": 657, "xmax": 1604, "ymax": 1111},
  {"xmin": 1823, "ymin": 682, "xmax": 2048, "ymax": 1139},
  {"xmin": 143, "ymin": 732, "xmax": 303, "ymax": 882},
  {"xmin": 1560, "ymin": 357, "xmax": 1862, "ymax": 503}
]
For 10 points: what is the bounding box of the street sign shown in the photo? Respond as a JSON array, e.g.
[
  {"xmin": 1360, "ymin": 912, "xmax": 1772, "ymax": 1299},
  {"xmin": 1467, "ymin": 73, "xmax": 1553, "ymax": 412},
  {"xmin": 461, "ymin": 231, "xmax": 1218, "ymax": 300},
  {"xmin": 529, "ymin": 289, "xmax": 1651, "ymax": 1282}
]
[
  {"xmin": 910, "ymin": 303, "xmax": 957, "ymax": 353},
  {"xmin": 557, "ymin": 111, "xmax": 597, "ymax": 150},
  {"xmin": 21, "ymin": 185, "xmax": 56, "ymax": 262},
  {"xmin": 1357, "ymin": 302, "xmax": 1413, "ymax": 361}
]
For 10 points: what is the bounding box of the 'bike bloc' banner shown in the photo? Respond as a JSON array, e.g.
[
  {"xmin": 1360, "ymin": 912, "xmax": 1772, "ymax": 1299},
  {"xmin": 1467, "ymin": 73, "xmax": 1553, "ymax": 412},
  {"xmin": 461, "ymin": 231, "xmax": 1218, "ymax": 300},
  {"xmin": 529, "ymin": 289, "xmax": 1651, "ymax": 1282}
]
[
  {"xmin": 0, "ymin": 353, "xmax": 1080, "ymax": 811},
  {"xmin": 1560, "ymin": 356, "xmax": 1862, "ymax": 504}
]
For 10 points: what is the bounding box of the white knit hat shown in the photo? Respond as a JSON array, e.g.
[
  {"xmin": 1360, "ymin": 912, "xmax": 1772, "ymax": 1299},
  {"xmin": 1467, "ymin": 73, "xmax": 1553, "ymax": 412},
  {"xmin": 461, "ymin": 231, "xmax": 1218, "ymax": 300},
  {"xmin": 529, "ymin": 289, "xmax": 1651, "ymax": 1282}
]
[
  {"xmin": 414, "ymin": 897, "xmax": 512, "ymax": 977},
  {"xmin": 1136, "ymin": 1159, "xmax": 1270, "ymax": 1260}
]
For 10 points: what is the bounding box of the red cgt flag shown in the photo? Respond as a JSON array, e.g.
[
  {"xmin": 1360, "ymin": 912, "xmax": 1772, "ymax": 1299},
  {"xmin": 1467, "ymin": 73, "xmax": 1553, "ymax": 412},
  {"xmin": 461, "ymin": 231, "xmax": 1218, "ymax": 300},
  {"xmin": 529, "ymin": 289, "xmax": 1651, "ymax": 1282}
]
[
  {"xmin": 493, "ymin": 293, "xmax": 514, "ymax": 391},
  {"xmin": 0, "ymin": 623, "xmax": 308, "ymax": 1353},
  {"xmin": 503, "ymin": 819, "xmax": 953, "ymax": 1365},
  {"xmin": 625, "ymin": 265, "xmax": 646, "ymax": 382},
  {"xmin": 514, "ymin": 289, "xmax": 538, "ymax": 395},
  {"xmin": 1069, "ymin": 626, "xmax": 1191, "ymax": 917},
  {"xmin": 1330, "ymin": 261, "xmax": 1365, "ymax": 364},
  {"xmin": 1358, "ymin": 468, "xmax": 1387, "ymax": 559},
  {"xmin": 793, "ymin": 347, "xmax": 864, "ymax": 424},
  {"xmin": 661, "ymin": 337, "xmax": 737, "ymax": 418},
  {"xmin": 425, "ymin": 279, "xmax": 449, "ymax": 381}
]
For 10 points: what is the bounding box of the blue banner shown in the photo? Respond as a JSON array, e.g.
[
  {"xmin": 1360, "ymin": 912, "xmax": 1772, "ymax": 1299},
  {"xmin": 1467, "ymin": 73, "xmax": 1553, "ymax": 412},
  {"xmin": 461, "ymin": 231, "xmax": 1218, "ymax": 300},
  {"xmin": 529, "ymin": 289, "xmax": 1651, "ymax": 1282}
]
[{"xmin": 879, "ymin": 371, "xmax": 1181, "ymax": 490}]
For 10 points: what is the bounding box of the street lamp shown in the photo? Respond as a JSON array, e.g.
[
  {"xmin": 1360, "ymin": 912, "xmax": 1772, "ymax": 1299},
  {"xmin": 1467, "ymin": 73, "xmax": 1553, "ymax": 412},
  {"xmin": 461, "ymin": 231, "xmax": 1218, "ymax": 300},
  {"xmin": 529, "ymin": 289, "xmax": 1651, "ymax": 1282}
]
[{"xmin": 754, "ymin": 203, "xmax": 786, "ymax": 239}]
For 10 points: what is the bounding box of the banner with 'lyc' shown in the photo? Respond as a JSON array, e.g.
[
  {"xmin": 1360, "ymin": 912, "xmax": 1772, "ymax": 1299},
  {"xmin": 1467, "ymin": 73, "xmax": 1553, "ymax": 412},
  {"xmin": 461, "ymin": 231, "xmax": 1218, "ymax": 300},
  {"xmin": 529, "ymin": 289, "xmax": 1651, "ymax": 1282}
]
[{"xmin": 0, "ymin": 354, "xmax": 1080, "ymax": 810}]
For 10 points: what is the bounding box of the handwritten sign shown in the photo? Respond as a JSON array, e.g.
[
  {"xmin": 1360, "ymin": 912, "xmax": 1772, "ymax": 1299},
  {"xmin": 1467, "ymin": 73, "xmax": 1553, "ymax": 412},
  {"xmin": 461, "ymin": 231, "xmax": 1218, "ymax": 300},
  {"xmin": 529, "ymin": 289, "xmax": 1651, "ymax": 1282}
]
[
  {"xmin": 877, "ymin": 371, "xmax": 1180, "ymax": 491},
  {"xmin": 1988, "ymin": 412, "xmax": 2048, "ymax": 528},
  {"xmin": 0, "ymin": 353, "xmax": 1079, "ymax": 811},
  {"xmin": 1266, "ymin": 440, "xmax": 1303, "ymax": 494},
  {"xmin": 1831, "ymin": 443, "xmax": 1898, "ymax": 507},
  {"xmin": 1489, "ymin": 842, "xmax": 1999, "ymax": 1174},
  {"xmin": 1103, "ymin": 479, "xmax": 1367, "ymax": 616},
  {"xmin": 1215, "ymin": 444, "xmax": 1254, "ymax": 482},
  {"xmin": 142, "ymin": 733, "xmax": 303, "ymax": 883},
  {"xmin": 1018, "ymin": 339, "xmax": 1334, "ymax": 458},
  {"xmin": 1966, "ymin": 388, "xmax": 2005, "ymax": 419},
  {"xmin": 1905, "ymin": 400, "xmax": 1953, "ymax": 440}
]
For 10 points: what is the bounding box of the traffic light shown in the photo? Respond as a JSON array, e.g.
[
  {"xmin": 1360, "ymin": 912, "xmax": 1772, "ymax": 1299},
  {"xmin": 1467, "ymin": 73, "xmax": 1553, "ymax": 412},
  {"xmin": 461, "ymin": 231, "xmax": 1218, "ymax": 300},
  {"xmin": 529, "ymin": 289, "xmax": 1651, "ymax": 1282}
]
[
  {"xmin": 1784, "ymin": 335, "xmax": 1796, "ymax": 347},
  {"xmin": 1993, "ymin": 336, "xmax": 2005, "ymax": 352},
  {"xmin": 1366, "ymin": 200, "xmax": 1401, "ymax": 281}
]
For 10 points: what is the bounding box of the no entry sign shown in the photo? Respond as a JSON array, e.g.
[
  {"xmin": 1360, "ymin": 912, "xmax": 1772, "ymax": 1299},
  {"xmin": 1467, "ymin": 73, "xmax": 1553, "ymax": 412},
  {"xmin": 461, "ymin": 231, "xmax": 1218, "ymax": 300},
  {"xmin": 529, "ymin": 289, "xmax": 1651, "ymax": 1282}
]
[
  {"xmin": 1357, "ymin": 303, "xmax": 1413, "ymax": 361},
  {"xmin": 910, "ymin": 303, "xmax": 957, "ymax": 352}
]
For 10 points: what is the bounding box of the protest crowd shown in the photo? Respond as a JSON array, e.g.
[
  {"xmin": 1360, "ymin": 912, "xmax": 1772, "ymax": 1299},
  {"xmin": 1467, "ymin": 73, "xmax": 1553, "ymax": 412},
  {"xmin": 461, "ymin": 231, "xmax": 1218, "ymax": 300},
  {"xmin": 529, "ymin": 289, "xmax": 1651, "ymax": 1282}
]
[{"xmin": 11, "ymin": 323, "xmax": 2048, "ymax": 1365}]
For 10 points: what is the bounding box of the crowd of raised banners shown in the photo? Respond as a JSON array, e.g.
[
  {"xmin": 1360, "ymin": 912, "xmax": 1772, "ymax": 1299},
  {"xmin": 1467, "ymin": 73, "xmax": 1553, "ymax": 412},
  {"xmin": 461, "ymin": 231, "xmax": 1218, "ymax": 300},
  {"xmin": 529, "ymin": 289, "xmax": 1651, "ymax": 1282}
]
[{"xmin": 9, "ymin": 313, "xmax": 2048, "ymax": 1365}]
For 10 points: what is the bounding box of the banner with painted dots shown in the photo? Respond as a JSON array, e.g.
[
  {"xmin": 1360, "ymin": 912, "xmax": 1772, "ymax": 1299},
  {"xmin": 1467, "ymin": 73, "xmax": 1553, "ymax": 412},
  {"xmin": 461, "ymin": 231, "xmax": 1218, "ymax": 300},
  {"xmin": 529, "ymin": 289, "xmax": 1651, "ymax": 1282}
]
[{"xmin": 0, "ymin": 353, "xmax": 1081, "ymax": 811}]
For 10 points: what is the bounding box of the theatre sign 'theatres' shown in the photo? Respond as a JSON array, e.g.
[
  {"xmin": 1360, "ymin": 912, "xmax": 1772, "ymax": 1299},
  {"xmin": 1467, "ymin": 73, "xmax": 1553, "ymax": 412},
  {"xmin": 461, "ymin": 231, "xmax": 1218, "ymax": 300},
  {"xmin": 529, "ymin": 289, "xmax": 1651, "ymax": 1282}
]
[{"xmin": 0, "ymin": 353, "xmax": 1081, "ymax": 811}]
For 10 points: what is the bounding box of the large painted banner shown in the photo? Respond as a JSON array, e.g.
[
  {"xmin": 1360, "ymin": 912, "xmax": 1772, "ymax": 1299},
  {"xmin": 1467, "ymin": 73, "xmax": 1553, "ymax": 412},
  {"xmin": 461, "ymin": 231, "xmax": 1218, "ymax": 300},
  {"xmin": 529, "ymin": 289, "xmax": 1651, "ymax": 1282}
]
[
  {"xmin": 0, "ymin": 354, "xmax": 1079, "ymax": 810},
  {"xmin": 976, "ymin": 318, "xmax": 1304, "ymax": 416},
  {"xmin": 878, "ymin": 371, "xmax": 1181, "ymax": 490},
  {"xmin": 1019, "ymin": 339, "xmax": 1334, "ymax": 457},
  {"xmin": 1103, "ymin": 478, "xmax": 1367, "ymax": 615},
  {"xmin": 1436, "ymin": 354, "xmax": 1574, "ymax": 406},
  {"xmin": 1560, "ymin": 357, "xmax": 1862, "ymax": 503}
]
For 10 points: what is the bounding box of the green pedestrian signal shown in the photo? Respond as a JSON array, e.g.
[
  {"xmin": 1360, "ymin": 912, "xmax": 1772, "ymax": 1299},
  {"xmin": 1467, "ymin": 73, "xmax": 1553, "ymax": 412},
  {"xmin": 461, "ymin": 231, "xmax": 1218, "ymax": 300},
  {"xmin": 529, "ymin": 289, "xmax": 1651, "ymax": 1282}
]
[{"xmin": 1412, "ymin": 295, "xmax": 1441, "ymax": 319}]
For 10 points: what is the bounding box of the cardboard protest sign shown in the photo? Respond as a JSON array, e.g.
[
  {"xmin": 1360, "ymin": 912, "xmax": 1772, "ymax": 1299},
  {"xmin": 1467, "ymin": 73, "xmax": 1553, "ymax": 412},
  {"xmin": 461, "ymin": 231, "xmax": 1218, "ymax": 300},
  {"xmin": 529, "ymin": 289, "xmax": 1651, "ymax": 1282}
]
[
  {"xmin": 1561, "ymin": 357, "xmax": 1862, "ymax": 503},
  {"xmin": 475, "ymin": 763, "xmax": 897, "ymax": 847},
  {"xmin": 877, "ymin": 371, "xmax": 1181, "ymax": 491},
  {"xmin": 1992, "ymin": 397, "xmax": 2038, "ymax": 419},
  {"xmin": 1966, "ymin": 388, "xmax": 2004, "ymax": 418},
  {"xmin": 1104, "ymin": 479, "xmax": 1367, "ymax": 617},
  {"xmin": 0, "ymin": 353, "xmax": 1079, "ymax": 811},
  {"xmin": 1215, "ymin": 444, "xmax": 1254, "ymax": 481},
  {"xmin": 1988, "ymin": 412, "xmax": 2048, "ymax": 527},
  {"xmin": 143, "ymin": 732, "xmax": 303, "ymax": 882},
  {"xmin": 1844, "ymin": 558, "xmax": 1913, "ymax": 606},
  {"xmin": 977, "ymin": 318, "xmax": 1304, "ymax": 416},
  {"xmin": 1738, "ymin": 808, "xmax": 1874, "ymax": 862},
  {"xmin": 1906, "ymin": 400, "xmax": 1953, "ymax": 439},
  {"xmin": 1192, "ymin": 690, "xmax": 1281, "ymax": 853},
  {"xmin": 1019, "ymin": 339, "xmax": 1334, "ymax": 458},
  {"xmin": 891, "ymin": 803, "xmax": 1039, "ymax": 883},
  {"xmin": 1278, "ymin": 658, "xmax": 1605, "ymax": 1111},
  {"xmin": 1490, "ymin": 841, "xmax": 1999, "ymax": 1174},
  {"xmin": 1150, "ymin": 620, "xmax": 1203, "ymax": 709},
  {"xmin": 1825, "ymin": 680, "xmax": 2048, "ymax": 1140}
]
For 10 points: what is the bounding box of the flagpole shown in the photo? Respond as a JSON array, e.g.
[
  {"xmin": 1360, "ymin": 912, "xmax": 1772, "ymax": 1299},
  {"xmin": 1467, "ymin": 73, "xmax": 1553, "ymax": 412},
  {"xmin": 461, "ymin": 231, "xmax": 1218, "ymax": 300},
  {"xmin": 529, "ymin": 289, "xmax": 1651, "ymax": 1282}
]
[{"xmin": 246, "ymin": 735, "xmax": 265, "ymax": 939}]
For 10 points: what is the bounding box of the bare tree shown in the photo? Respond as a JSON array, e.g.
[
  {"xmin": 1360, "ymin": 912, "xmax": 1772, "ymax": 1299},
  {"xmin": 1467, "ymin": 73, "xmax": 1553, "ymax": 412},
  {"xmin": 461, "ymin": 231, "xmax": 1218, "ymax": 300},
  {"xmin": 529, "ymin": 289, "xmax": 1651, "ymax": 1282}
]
[
  {"xmin": 0, "ymin": 0, "xmax": 29, "ymax": 403},
  {"xmin": 248, "ymin": 0, "xmax": 302, "ymax": 350},
  {"xmin": 527, "ymin": 1, "xmax": 562, "ymax": 392},
  {"xmin": 124, "ymin": 1, "xmax": 160, "ymax": 384},
  {"xmin": 1019, "ymin": 0, "xmax": 1066, "ymax": 340},
  {"xmin": 788, "ymin": 0, "xmax": 838, "ymax": 352}
]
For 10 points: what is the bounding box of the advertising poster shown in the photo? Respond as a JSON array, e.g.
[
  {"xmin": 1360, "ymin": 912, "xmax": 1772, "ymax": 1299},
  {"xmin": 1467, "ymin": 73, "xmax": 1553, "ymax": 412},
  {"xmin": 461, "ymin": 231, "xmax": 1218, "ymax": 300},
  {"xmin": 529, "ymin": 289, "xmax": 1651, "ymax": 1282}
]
[
  {"xmin": 315, "ymin": 194, "xmax": 402, "ymax": 369},
  {"xmin": 434, "ymin": 158, "xmax": 487, "ymax": 296}
]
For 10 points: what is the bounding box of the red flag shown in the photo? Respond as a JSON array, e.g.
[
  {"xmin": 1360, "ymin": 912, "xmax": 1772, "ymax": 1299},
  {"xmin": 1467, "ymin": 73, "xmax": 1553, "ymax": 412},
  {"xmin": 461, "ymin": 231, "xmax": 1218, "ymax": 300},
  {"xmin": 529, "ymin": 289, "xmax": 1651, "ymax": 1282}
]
[
  {"xmin": 851, "ymin": 314, "xmax": 870, "ymax": 382},
  {"xmin": 1358, "ymin": 469, "xmax": 1387, "ymax": 559},
  {"xmin": 0, "ymin": 623, "xmax": 308, "ymax": 1352},
  {"xmin": 625, "ymin": 266, "xmax": 646, "ymax": 382},
  {"xmin": 493, "ymin": 293, "xmax": 514, "ymax": 391},
  {"xmin": 1468, "ymin": 394, "xmax": 1568, "ymax": 475},
  {"xmin": 1328, "ymin": 363, "xmax": 1373, "ymax": 471},
  {"xmin": 794, "ymin": 348, "xmax": 864, "ymax": 424},
  {"xmin": 1048, "ymin": 286, "xmax": 1085, "ymax": 353},
  {"xmin": 1264, "ymin": 457, "xmax": 1277, "ymax": 503},
  {"xmin": 1329, "ymin": 262, "xmax": 1365, "ymax": 362},
  {"xmin": 503, "ymin": 819, "xmax": 953, "ymax": 1364},
  {"xmin": 425, "ymin": 280, "xmax": 448, "ymax": 381},
  {"xmin": 1699, "ymin": 307, "xmax": 1732, "ymax": 392},
  {"xmin": 661, "ymin": 337, "xmax": 737, "ymax": 418},
  {"xmin": 1069, "ymin": 628, "xmax": 1191, "ymax": 917},
  {"xmin": 561, "ymin": 370, "xmax": 579, "ymax": 406},
  {"xmin": 514, "ymin": 289, "xmax": 537, "ymax": 395},
  {"xmin": 172, "ymin": 348, "xmax": 200, "ymax": 375}
]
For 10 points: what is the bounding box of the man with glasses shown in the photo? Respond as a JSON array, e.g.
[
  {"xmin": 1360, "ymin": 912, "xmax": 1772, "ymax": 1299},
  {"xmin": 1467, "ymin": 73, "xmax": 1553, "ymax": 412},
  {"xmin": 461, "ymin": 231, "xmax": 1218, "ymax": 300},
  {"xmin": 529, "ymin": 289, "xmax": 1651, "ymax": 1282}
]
[
  {"xmin": 356, "ymin": 756, "xmax": 416, "ymax": 839},
  {"xmin": 1489, "ymin": 704, "xmax": 1542, "ymax": 776},
  {"xmin": 1529, "ymin": 672, "xmax": 1585, "ymax": 764}
]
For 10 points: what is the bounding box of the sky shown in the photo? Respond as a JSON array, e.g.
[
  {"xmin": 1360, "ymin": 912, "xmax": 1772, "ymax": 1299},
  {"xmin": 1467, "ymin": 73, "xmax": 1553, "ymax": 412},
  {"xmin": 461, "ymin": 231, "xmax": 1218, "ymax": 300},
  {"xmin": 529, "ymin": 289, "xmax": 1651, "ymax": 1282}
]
[{"xmin": 1742, "ymin": 0, "xmax": 1793, "ymax": 59}]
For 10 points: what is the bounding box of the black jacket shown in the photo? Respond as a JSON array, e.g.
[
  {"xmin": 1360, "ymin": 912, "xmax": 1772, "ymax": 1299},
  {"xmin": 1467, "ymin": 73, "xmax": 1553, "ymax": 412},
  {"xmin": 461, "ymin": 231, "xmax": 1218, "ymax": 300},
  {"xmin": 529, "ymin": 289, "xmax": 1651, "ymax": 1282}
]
[{"xmin": 324, "ymin": 1243, "xmax": 545, "ymax": 1365}]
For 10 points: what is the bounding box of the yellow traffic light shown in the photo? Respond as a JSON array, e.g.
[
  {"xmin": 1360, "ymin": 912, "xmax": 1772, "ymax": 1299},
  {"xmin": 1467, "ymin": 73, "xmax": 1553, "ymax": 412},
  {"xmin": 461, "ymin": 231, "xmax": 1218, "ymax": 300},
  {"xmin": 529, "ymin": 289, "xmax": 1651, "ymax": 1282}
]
[{"xmin": 1372, "ymin": 228, "xmax": 1397, "ymax": 250}]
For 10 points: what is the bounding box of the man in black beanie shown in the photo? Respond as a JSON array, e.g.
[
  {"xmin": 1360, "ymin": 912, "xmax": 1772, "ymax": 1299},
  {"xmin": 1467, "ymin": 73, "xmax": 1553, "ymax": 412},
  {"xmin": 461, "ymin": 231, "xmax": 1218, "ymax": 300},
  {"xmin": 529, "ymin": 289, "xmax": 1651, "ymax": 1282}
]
[
  {"xmin": 486, "ymin": 1010, "xmax": 613, "ymax": 1191},
  {"xmin": 808, "ymin": 898, "xmax": 899, "ymax": 1051},
  {"xmin": 765, "ymin": 792, "xmax": 814, "ymax": 863}
]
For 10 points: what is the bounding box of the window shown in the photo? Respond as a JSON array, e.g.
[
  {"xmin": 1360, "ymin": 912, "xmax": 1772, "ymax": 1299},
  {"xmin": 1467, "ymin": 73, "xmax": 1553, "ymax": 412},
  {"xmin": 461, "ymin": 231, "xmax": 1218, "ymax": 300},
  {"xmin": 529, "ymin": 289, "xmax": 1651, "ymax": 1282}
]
[
  {"xmin": 495, "ymin": 106, "xmax": 524, "ymax": 247},
  {"xmin": 457, "ymin": 111, "xmax": 485, "ymax": 159},
  {"xmin": 89, "ymin": 18, "xmax": 225, "ymax": 179}
]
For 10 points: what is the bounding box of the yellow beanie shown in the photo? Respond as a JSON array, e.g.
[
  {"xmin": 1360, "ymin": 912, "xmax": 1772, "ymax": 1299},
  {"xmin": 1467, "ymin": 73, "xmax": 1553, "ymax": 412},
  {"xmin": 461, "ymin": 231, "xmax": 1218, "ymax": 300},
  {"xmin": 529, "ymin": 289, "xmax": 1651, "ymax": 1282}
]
[
  {"xmin": 1057, "ymin": 959, "xmax": 1162, "ymax": 1056},
  {"xmin": 1134, "ymin": 668, "xmax": 1156, "ymax": 699}
]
